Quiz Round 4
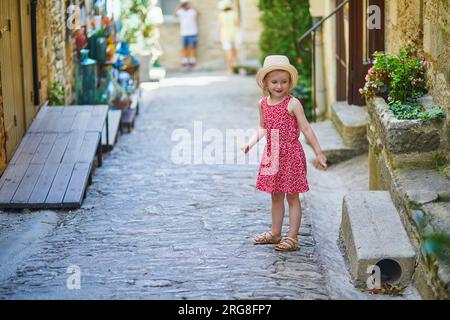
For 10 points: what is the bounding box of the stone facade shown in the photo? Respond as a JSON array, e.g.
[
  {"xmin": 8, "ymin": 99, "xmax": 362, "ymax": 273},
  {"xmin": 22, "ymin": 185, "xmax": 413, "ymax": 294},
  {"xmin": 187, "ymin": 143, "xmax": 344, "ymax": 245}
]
[
  {"xmin": 385, "ymin": 0, "xmax": 450, "ymax": 159},
  {"xmin": 158, "ymin": 0, "xmax": 261, "ymax": 70},
  {"xmin": 36, "ymin": 0, "xmax": 75, "ymax": 105}
]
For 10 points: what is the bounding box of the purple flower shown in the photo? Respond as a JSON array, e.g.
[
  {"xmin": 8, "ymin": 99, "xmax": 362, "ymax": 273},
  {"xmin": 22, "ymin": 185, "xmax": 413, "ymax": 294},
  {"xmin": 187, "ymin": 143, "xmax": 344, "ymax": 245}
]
[{"xmin": 368, "ymin": 67, "xmax": 374, "ymax": 74}]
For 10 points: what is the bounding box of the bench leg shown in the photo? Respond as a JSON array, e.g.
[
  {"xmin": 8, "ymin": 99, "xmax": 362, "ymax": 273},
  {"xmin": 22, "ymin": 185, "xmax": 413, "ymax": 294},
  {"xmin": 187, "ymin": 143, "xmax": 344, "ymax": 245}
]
[{"xmin": 97, "ymin": 142, "xmax": 103, "ymax": 167}]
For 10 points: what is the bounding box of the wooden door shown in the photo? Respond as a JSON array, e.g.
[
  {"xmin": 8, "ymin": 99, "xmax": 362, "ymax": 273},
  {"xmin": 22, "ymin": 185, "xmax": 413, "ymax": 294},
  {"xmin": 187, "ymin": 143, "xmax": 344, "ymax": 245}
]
[
  {"xmin": 0, "ymin": 0, "xmax": 29, "ymax": 162},
  {"xmin": 348, "ymin": 0, "xmax": 384, "ymax": 106},
  {"xmin": 20, "ymin": 0, "xmax": 35, "ymax": 129}
]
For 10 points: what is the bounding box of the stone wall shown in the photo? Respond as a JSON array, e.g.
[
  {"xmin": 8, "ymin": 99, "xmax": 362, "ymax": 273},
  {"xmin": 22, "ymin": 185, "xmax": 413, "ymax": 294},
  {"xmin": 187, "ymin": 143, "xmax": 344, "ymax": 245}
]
[
  {"xmin": 368, "ymin": 96, "xmax": 450, "ymax": 299},
  {"xmin": 158, "ymin": 0, "xmax": 261, "ymax": 70},
  {"xmin": 385, "ymin": 0, "xmax": 450, "ymax": 159},
  {"xmin": 36, "ymin": 0, "xmax": 75, "ymax": 105}
]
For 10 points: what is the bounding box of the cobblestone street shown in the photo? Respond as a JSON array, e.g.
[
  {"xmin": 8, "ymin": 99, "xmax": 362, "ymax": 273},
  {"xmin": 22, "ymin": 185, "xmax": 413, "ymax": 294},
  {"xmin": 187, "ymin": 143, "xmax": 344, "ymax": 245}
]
[{"xmin": 0, "ymin": 73, "xmax": 330, "ymax": 299}]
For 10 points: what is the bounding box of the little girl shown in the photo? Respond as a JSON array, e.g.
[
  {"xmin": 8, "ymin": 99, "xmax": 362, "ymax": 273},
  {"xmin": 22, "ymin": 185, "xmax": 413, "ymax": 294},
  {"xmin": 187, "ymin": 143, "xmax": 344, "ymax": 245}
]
[{"xmin": 241, "ymin": 55, "xmax": 327, "ymax": 252}]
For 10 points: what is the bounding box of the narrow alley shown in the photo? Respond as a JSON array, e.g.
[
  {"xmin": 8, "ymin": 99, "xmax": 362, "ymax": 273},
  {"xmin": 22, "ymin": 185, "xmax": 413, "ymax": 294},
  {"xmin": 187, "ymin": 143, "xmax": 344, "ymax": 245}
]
[{"xmin": 0, "ymin": 73, "xmax": 332, "ymax": 299}]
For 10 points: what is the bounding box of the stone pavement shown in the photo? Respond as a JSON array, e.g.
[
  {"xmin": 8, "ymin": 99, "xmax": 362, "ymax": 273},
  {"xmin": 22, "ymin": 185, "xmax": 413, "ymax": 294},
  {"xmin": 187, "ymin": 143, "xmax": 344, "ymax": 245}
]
[{"xmin": 0, "ymin": 73, "xmax": 329, "ymax": 299}]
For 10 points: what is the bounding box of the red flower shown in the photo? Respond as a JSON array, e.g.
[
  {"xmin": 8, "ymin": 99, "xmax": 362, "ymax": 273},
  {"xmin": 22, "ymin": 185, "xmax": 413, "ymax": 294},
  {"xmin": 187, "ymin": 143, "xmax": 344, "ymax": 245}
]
[{"xmin": 297, "ymin": 57, "xmax": 303, "ymax": 63}]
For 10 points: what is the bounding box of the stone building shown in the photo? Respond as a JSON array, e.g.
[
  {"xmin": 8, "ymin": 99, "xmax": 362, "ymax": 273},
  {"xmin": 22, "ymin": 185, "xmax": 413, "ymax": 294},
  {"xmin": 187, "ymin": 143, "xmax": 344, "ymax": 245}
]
[
  {"xmin": 0, "ymin": 0, "xmax": 76, "ymax": 173},
  {"xmin": 156, "ymin": 0, "xmax": 261, "ymax": 70},
  {"xmin": 308, "ymin": 0, "xmax": 449, "ymax": 299}
]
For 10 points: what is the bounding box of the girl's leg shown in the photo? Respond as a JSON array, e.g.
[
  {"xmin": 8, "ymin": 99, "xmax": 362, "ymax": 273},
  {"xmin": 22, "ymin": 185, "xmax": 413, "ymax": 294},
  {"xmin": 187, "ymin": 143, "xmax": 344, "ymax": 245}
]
[
  {"xmin": 271, "ymin": 192, "xmax": 285, "ymax": 238},
  {"xmin": 285, "ymin": 193, "xmax": 302, "ymax": 239}
]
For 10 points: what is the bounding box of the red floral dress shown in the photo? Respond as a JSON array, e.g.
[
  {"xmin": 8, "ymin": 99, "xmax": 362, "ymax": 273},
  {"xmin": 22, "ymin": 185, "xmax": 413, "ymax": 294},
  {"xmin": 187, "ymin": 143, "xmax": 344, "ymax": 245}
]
[{"xmin": 256, "ymin": 95, "xmax": 309, "ymax": 194}]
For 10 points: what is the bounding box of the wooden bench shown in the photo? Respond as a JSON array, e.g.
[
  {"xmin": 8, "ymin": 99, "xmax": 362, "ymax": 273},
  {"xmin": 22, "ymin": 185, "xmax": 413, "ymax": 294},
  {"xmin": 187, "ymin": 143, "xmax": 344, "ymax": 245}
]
[
  {"xmin": 102, "ymin": 109, "xmax": 122, "ymax": 152},
  {"xmin": 0, "ymin": 105, "xmax": 108, "ymax": 209}
]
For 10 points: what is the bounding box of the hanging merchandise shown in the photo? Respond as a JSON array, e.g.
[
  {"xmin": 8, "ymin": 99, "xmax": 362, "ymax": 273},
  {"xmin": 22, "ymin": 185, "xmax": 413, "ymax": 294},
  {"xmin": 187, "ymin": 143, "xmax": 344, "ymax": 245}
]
[
  {"xmin": 78, "ymin": 49, "xmax": 98, "ymax": 104},
  {"xmin": 118, "ymin": 71, "xmax": 134, "ymax": 95},
  {"xmin": 106, "ymin": 32, "xmax": 116, "ymax": 61},
  {"xmin": 97, "ymin": 68, "xmax": 116, "ymax": 105},
  {"xmin": 96, "ymin": 32, "xmax": 107, "ymax": 63},
  {"xmin": 75, "ymin": 27, "xmax": 88, "ymax": 56},
  {"xmin": 87, "ymin": 30, "xmax": 98, "ymax": 60}
]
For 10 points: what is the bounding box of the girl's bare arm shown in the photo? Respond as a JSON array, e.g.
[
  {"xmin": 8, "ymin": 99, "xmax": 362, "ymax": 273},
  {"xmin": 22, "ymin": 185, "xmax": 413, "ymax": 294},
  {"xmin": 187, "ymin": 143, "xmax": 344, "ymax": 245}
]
[
  {"xmin": 290, "ymin": 98, "xmax": 327, "ymax": 169},
  {"xmin": 242, "ymin": 100, "xmax": 265, "ymax": 153}
]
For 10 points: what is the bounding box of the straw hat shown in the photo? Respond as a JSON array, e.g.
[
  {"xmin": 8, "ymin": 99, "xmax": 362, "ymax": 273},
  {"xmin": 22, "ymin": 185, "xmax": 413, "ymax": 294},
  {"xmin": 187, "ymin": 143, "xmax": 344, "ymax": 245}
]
[
  {"xmin": 218, "ymin": 0, "xmax": 232, "ymax": 10},
  {"xmin": 256, "ymin": 55, "xmax": 298, "ymax": 90}
]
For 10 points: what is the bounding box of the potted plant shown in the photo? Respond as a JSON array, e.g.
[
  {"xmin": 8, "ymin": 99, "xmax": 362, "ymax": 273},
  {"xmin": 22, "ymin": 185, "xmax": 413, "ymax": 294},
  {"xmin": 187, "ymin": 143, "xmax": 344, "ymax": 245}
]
[{"xmin": 360, "ymin": 44, "xmax": 445, "ymax": 162}]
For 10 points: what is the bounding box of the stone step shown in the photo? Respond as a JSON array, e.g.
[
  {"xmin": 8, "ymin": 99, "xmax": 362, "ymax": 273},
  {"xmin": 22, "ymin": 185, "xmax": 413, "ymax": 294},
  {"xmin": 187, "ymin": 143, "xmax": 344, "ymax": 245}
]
[
  {"xmin": 331, "ymin": 101, "xmax": 368, "ymax": 149},
  {"xmin": 307, "ymin": 120, "xmax": 363, "ymax": 165},
  {"xmin": 340, "ymin": 191, "xmax": 416, "ymax": 289}
]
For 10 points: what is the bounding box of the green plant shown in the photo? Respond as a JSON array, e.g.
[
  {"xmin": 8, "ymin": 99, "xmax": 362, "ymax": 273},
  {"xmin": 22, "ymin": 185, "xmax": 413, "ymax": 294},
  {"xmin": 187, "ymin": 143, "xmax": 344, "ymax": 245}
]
[
  {"xmin": 48, "ymin": 81, "xmax": 65, "ymax": 106},
  {"xmin": 360, "ymin": 44, "xmax": 446, "ymax": 120},
  {"xmin": 360, "ymin": 44, "xmax": 427, "ymax": 102},
  {"xmin": 258, "ymin": 0, "xmax": 312, "ymax": 82},
  {"xmin": 389, "ymin": 101, "xmax": 445, "ymax": 120}
]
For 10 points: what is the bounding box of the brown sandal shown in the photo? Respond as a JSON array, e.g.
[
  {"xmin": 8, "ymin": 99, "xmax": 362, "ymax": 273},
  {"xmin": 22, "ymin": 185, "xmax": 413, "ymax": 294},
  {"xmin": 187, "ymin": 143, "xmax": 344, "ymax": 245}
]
[
  {"xmin": 274, "ymin": 237, "xmax": 299, "ymax": 251},
  {"xmin": 253, "ymin": 231, "xmax": 282, "ymax": 245}
]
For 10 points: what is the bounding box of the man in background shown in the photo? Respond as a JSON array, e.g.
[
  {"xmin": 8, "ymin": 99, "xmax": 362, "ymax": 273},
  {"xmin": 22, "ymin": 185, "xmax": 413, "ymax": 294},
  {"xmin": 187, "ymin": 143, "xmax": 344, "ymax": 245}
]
[{"xmin": 174, "ymin": 0, "xmax": 199, "ymax": 69}]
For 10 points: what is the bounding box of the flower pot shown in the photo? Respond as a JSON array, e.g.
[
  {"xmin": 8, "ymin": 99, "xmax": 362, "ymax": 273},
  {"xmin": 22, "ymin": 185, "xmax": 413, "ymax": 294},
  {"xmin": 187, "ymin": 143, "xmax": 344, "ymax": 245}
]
[{"xmin": 367, "ymin": 96, "xmax": 445, "ymax": 168}]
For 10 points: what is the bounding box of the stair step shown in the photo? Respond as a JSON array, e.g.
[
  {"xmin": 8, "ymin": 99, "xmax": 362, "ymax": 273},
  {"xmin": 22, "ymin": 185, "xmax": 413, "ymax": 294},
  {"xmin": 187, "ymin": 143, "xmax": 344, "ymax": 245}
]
[
  {"xmin": 307, "ymin": 121, "xmax": 363, "ymax": 164},
  {"xmin": 331, "ymin": 101, "xmax": 368, "ymax": 149},
  {"xmin": 340, "ymin": 191, "xmax": 416, "ymax": 288}
]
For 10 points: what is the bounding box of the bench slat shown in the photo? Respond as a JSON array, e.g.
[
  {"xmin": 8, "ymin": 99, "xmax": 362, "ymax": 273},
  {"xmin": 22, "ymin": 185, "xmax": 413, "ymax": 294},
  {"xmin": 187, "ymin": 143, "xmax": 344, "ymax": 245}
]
[
  {"xmin": 45, "ymin": 163, "xmax": 74, "ymax": 205},
  {"xmin": 28, "ymin": 162, "xmax": 59, "ymax": 204},
  {"xmin": 63, "ymin": 162, "xmax": 91, "ymax": 205}
]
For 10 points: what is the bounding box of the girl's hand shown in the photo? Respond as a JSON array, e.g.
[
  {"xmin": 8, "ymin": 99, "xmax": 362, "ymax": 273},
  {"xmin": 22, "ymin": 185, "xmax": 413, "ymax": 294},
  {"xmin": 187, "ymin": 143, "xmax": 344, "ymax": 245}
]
[
  {"xmin": 240, "ymin": 144, "xmax": 250, "ymax": 154},
  {"xmin": 315, "ymin": 153, "xmax": 328, "ymax": 170}
]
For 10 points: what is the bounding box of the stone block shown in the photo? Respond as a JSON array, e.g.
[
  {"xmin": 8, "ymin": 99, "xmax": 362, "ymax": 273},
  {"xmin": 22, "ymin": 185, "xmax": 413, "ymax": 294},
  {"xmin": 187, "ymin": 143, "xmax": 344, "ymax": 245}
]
[
  {"xmin": 368, "ymin": 97, "xmax": 444, "ymax": 155},
  {"xmin": 308, "ymin": 121, "xmax": 363, "ymax": 165},
  {"xmin": 396, "ymin": 169, "xmax": 450, "ymax": 205},
  {"xmin": 340, "ymin": 191, "xmax": 416, "ymax": 288},
  {"xmin": 331, "ymin": 101, "xmax": 368, "ymax": 149}
]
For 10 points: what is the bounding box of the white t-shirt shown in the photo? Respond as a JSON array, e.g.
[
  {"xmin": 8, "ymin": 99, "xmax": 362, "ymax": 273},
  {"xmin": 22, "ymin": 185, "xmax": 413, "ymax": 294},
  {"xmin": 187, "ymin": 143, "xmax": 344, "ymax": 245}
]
[{"xmin": 176, "ymin": 8, "xmax": 198, "ymax": 36}]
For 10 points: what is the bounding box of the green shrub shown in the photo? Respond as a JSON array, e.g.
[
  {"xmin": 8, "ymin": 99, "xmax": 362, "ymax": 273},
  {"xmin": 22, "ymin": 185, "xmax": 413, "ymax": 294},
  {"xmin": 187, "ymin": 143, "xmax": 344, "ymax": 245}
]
[
  {"xmin": 360, "ymin": 44, "xmax": 445, "ymax": 120},
  {"xmin": 48, "ymin": 81, "xmax": 65, "ymax": 106}
]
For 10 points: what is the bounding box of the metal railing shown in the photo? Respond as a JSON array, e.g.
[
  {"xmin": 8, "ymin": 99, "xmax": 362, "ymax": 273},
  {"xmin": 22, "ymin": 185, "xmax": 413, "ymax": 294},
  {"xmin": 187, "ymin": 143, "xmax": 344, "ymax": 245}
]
[{"xmin": 297, "ymin": 0, "xmax": 349, "ymax": 121}]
